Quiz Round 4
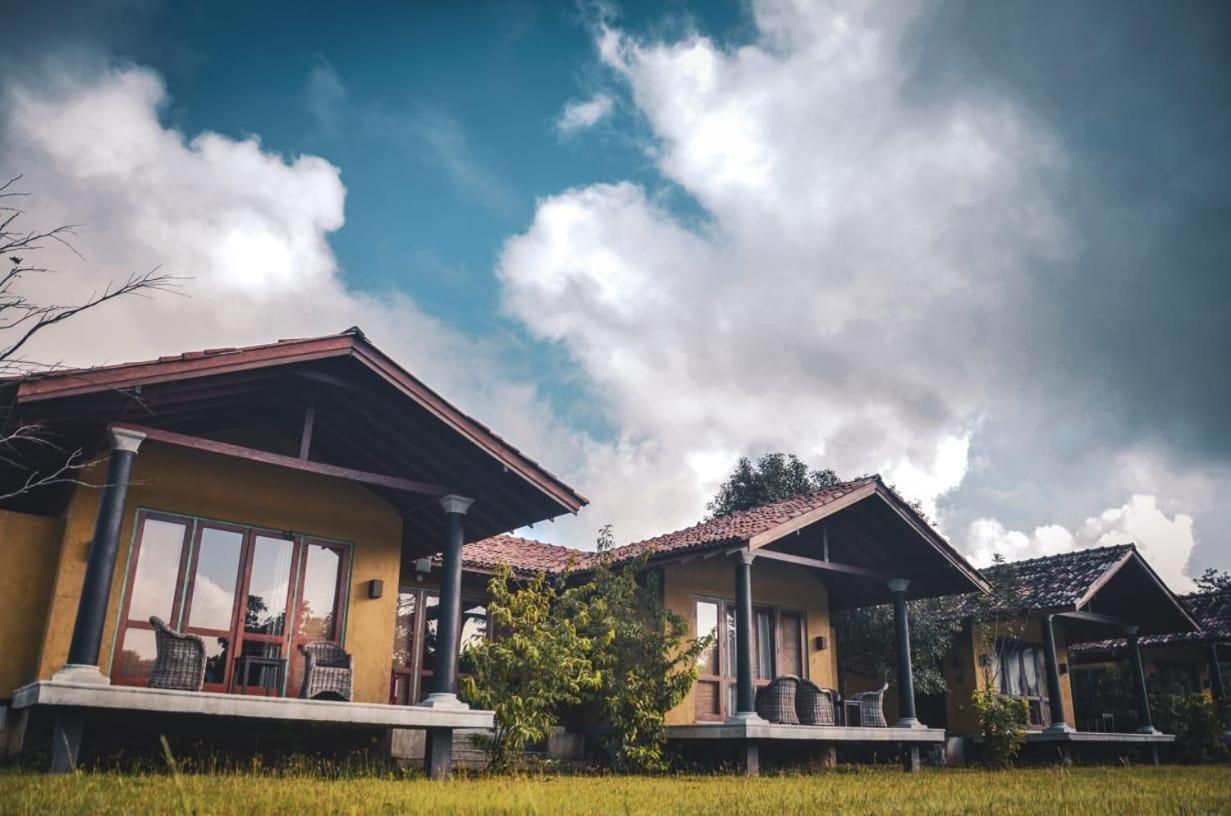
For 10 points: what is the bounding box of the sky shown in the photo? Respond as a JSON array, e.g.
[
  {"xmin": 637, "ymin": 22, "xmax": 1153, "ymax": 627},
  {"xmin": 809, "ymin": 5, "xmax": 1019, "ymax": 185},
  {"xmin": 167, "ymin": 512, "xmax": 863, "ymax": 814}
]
[{"xmin": 2, "ymin": 0, "xmax": 1229, "ymax": 592}]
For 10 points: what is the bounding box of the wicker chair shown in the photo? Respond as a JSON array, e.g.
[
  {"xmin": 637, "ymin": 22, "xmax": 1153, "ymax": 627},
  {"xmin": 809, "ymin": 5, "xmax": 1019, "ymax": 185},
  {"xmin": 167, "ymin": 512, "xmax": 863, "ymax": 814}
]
[
  {"xmin": 148, "ymin": 616, "xmax": 207, "ymax": 691},
  {"xmin": 298, "ymin": 641, "xmax": 353, "ymax": 701},
  {"xmin": 795, "ymin": 678, "xmax": 837, "ymax": 726},
  {"xmin": 754, "ymin": 675, "xmax": 800, "ymax": 725},
  {"xmin": 849, "ymin": 682, "xmax": 889, "ymax": 727}
]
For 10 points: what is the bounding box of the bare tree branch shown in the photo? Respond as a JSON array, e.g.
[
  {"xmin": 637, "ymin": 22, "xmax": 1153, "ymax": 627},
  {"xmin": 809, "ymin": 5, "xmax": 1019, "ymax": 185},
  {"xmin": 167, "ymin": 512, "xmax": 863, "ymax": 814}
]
[{"xmin": 0, "ymin": 176, "xmax": 185, "ymax": 500}]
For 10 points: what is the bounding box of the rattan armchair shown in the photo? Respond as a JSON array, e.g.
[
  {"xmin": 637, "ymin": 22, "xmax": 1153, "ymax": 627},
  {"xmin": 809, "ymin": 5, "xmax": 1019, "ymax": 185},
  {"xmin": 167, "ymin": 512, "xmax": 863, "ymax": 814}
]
[
  {"xmin": 754, "ymin": 675, "xmax": 801, "ymax": 724},
  {"xmin": 148, "ymin": 616, "xmax": 207, "ymax": 691},
  {"xmin": 849, "ymin": 682, "xmax": 889, "ymax": 727},
  {"xmin": 795, "ymin": 678, "xmax": 838, "ymax": 726},
  {"xmin": 298, "ymin": 641, "xmax": 354, "ymax": 701}
]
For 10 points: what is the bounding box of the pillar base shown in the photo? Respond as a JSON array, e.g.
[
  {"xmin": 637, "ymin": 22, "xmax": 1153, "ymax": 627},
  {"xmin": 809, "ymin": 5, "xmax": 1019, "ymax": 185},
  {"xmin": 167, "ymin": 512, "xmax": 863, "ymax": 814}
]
[
  {"xmin": 51, "ymin": 664, "xmax": 110, "ymax": 686},
  {"xmin": 895, "ymin": 717, "xmax": 927, "ymax": 730},
  {"xmin": 1044, "ymin": 722, "xmax": 1076, "ymax": 735},
  {"xmin": 726, "ymin": 711, "xmax": 767, "ymax": 724},
  {"xmin": 419, "ymin": 692, "xmax": 470, "ymax": 710}
]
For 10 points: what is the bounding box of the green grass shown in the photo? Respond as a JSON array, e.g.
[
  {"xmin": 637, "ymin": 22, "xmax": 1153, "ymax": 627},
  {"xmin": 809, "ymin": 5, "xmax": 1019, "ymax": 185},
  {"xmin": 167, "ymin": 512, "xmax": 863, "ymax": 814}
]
[{"xmin": 2, "ymin": 766, "xmax": 1229, "ymax": 815}]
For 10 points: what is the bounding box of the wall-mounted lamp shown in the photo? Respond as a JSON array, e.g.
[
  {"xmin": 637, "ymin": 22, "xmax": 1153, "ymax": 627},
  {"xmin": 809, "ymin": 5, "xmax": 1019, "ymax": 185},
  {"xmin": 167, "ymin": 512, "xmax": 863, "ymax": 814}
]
[
  {"xmin": 367, "ymin": 579, "xmax": 384, "ymax": 599},
  {"xmin": 414, "ymin": 557, "xmax": 432, "ymax": 583},
  {"xmin": 1059, "ymin": 662, "xmax": 1068, "ymax": 675},
  {"xmin": 814, "ymin": 636, "xmax": 828, "ymax": 651}
]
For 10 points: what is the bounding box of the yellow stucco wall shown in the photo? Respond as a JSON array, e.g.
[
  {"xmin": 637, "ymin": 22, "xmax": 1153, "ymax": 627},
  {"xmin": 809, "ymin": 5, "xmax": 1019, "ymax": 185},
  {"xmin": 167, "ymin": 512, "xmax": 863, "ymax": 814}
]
[
  {"xmin": 943, "ymin": 615, "xmax": 1075, "ymax": 736},
  {"xmin": 661, "ymin": 556, "xmax": 836, "ymax": 725},
  {"xmin": 33, "ymin": 441, "xmax": 405, "ymax": 704},
  {"xmin": 0, "ymin": 510, "xmax": 64, "ymax": 699}
]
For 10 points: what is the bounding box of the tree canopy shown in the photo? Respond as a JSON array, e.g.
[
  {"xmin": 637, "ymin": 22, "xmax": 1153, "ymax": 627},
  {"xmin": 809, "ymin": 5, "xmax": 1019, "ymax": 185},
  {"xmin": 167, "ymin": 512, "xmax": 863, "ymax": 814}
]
[{"xmin": 707, "ymin": 452, "xmax": 841, "ymax": 518}]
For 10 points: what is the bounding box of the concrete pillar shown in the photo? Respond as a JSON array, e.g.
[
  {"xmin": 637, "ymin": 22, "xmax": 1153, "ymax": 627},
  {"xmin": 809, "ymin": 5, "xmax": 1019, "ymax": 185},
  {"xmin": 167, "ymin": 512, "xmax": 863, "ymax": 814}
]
[
  {"xmin": 421, "ymin": 494, "xmax": 474, "ymax": 708},
  {"xmin": 1208, "ymin": 643, "xmax": 1225, "ymax": 702},
  {"xmin": 61, "ymin": 428, "xmax": 145, "ymax": 680},
  {"xmin": 1042, "ymin": 614, "xmax": 1073, "ymax": 733},
  {"xmin": 888, "ymin": 579, "xmax": 921, "ymax": 728},
  {"xmin": 1127, "ymin": 627, "xmax": 1159, "ymax": 734},
  {"xmin": 731, "ymin": 551, "xmax": 762, "ymax": 721},
  {"xmin": 420, "ymin": 494, "xmax": 473, "ymax": 780}
]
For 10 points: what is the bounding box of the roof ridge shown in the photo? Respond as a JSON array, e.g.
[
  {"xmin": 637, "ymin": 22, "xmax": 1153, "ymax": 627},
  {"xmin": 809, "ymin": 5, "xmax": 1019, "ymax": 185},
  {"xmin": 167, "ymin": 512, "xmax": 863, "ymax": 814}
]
[
  {"xmin": 617, "ymin": 474, "xmax": 879, "ymax": 553},
  {"xmin": 986, "ymin": 542, "xmax": 1134, "ymax": 570}
]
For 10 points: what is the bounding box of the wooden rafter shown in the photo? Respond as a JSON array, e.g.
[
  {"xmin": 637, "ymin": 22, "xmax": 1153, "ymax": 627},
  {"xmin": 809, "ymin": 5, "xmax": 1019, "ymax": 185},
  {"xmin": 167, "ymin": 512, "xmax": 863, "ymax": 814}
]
[{"xmin": 112, "ymin": 422, "xmax": 448, "ymax": 497}]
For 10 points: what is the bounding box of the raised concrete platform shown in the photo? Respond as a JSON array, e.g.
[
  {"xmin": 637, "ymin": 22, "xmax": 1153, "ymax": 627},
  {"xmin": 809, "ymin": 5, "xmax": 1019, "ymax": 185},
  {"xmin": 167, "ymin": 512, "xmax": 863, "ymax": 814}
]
[
  {"xmin": 667, "ymin": 722, "xmax": 946, "ymax": 743},
  {"xmin": 1024, "ymin": 730, "xmax": 1174, "ymax": 745},
  {"xmin": 12, "ymin": 679, "xmax": 494, "ymax": 731}
]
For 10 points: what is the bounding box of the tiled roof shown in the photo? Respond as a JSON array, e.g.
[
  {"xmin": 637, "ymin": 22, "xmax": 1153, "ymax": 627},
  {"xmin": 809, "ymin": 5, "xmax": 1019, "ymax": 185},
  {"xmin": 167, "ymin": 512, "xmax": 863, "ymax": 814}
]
[
  {"xmin": 960, "ymin": 544, "xmax": 1135, "ymax": 615},
  {"xmin": 1071, "ymin": 589, "xmax": 1231, "ymax": 651},
  {"xmin": 461, "ymin": 535, "xmax": 591, "ymax": 575},
  {"xmin": 605, "ymin": 476, "xmax": 881, "ymax": 562}
]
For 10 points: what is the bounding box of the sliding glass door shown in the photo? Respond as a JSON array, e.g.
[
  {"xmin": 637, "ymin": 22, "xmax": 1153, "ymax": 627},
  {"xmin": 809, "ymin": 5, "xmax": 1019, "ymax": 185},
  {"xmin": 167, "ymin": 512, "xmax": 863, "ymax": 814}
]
[{"xmin": 113, "ymin": 510, "xmax": 349, "ymax": 695}]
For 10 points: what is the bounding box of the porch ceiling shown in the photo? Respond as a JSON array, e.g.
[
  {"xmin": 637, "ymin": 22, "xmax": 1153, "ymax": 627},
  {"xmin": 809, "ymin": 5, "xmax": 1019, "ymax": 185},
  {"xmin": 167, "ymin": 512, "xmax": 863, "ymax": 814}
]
[
  {"xmin": 0, "ymin": 330, "xmax": 587, "ymax": 555},
  {"xmin": 760, "ymin": 494, "xmax": 988, "ymax": 610},
  {"xmin": 1061, "ymin": 553, "xmax": 1199, "ymax": 642}
]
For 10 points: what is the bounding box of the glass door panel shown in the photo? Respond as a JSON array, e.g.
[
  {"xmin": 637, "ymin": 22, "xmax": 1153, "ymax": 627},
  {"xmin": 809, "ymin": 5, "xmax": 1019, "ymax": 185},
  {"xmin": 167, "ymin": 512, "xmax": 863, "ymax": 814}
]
[
  {"xmin": 127, "ymin": 518, "xmax": 190, "ymax": 623},
  {"xmin": 113, "ymin": 515, "xmax": 191, "ymax": 684},
  {"xmin": 244, "ymin": 535, "xmax": 294, "ymax": 637},
  {"xmin": 694, "ymin": 600, "xmax": 721, "ymax": 720},
  {"xmin": 289, "ymin": 540, "xmax": 347, "ymax": 693},
  {"xmin": 417, "ymin": 594, "xmax": 440, "ymax": 701},
  {"xmin": 390, "ymin": 590, "xmax": 418, "ymax": 704},
  {"xmin": 182, "ymin": 525, "xmax": 243, "ymax": 689}
]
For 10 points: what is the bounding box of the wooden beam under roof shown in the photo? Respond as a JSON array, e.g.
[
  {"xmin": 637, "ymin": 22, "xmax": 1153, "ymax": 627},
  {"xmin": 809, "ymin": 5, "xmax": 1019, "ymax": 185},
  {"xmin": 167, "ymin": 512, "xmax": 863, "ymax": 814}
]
[{"xmin": 112, "ymin": 422, "xmax": 449, "ymax": 497}]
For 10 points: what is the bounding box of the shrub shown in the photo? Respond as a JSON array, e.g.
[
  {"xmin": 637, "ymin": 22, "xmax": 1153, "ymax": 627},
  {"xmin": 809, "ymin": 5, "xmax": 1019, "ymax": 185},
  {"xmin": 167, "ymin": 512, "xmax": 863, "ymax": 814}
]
[
  {"xmin": 971, "ymin": 686, "xmax": 1029, "ymax": 768},
  {"xmin": 564, "ymin": 525, "xmax": 708, "ymax": 772},
  {"xmin": 459, "ymin": 567, "xmax": 598, "ymax": 771},
  {"xmin": 1170, "ymin": 693, "xmax": 1231, "ymax": 764}
]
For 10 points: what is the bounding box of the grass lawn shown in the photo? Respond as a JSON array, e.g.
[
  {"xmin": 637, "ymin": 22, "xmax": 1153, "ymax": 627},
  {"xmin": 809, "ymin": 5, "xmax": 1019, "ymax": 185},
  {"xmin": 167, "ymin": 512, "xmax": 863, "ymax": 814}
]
[{"xmin": 1, "ymin": 766, "xmax": 1229, "ymax": 815}]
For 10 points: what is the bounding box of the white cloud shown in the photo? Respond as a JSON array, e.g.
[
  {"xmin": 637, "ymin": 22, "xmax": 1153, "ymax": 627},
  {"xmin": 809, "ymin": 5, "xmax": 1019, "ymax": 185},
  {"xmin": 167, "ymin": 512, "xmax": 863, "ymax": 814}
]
[
  {"xmin": 555, "ymin": 93, "xmax": 615, "ymax": 134},
  {"xmin": 0, "ymin": 64, "xmax": 583, "ymax": 497},
  {"xmin": 962, "ymin": 493, "xmax": 1197, "ymax": 593},
  {"xmin": 500, "ymin": 1, "xmax": 1067, "ymax": 542}
]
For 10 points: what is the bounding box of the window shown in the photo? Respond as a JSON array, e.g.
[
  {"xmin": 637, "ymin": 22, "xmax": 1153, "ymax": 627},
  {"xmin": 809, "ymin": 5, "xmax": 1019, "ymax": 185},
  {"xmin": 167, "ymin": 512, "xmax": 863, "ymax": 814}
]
[
  {"xmin": 693, "ymin": 598, "xmax": 807, "ymax": 720},
  {"xmin": 388, "ymin": 588, "xmax": 489, "ymax": 704},
  {"xmin": 113, "ymin": 510, "xmax": 350, "ymax": 694},
  {"xmin": 996, "ymin": 640, "xmax": 1048, "ymax": 726}
]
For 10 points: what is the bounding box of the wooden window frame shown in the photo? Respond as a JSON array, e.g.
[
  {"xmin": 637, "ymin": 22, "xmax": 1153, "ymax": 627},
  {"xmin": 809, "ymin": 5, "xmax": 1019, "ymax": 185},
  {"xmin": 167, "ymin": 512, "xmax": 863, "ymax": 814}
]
[
  {"xmin": 388, "ymin": 587, "xmax": 489, "ymax": 705},
  {"xmin": 111, "ymin": 509, "xmax": 352, "ymax": 696},
  {"xmin": 693, "ymin": 596, "xmax": 809, "ymax": 721},
  {"xmin": 111, "ymin": 510, "xmax": 194, "ymax": 687},
  {"xmin": 996, "ymin": 639, "xmax": 1050, "ymax": 728}
]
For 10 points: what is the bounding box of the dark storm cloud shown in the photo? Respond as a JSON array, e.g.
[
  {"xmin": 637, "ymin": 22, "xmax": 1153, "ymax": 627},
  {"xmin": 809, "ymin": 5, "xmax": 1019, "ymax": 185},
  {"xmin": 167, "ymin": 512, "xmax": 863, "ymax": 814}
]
[
  {"xmin": 905, "ymin": 0, "xmax": 1231, "ymax": 463},
  {"xmin": 903, "ymin": 1, "xmax": 1231, "ymax": 568}
]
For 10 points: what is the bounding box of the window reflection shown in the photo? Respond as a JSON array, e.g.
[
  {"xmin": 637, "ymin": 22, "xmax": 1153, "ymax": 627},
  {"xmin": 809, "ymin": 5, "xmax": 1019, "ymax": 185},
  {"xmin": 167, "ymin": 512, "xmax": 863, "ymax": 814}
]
[
  {"xmin": 203, "ymin": 636, "xmax": 230, "ymax": 685},
  {"xmin": 297, "ymin": 544, "xmax": 341, "ymax": 641},
  {"xmin": 695, "ymin": 601, "xmax": 719, "ymax": 674},
  {"xmin": 458, "ymin": 602, "xmax": 488, "ymax": 674},
  {"xmin": 245, "ymin": 536, "xmax": 294, "ymax": 636},
  {"xmin": 420, "ymin": 595, "xmax": 440, "ymax": 673},
  {"xmin": 187, "ymin": 528, "xmax": 242, "ymax": 631},
  {"xmin": 392, "ymin": 591, "xmax": 417, "ymax": 669},
  {"xmin": 117, "ymin": 628, "xmax": 158, "ymax": 679},
  {"xmin": 128, "ymin": 520, "xmax": 187, "ymax": 622}
]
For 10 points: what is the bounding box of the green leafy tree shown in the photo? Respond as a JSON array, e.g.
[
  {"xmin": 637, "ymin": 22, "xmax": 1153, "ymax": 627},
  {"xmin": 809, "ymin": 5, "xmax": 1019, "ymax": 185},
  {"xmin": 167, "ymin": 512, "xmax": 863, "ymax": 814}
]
[
  {"xmin": 566, "ymin": 525, "xmax": 710, "ymax": 772},
  {"xmin": 833, "ymin": 596, "xmax": 965, "ymax": 696},
  {"xmin": 460, "ymin": 567, "xmax": 598, "ymax": 771},
  {"xmin": 1195, "ymin": 568, "xmax": 1231, "ymax": 593},
  {"xmin": 707, "ymin": 453, "xmax": 840, "ymax": 518}
]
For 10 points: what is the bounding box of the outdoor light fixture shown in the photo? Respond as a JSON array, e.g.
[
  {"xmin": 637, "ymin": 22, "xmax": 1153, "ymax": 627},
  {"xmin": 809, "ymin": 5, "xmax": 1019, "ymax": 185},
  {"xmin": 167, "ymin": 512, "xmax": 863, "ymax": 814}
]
[
  {"xmin": 1059, "ymin": 662, "xmax": 1068, "ymax": 675},
  {"xmin": 368, "ymin": 579, "xmax": 383, "ymax": 599},
  {"xmin": 414, "ymin": 557, "xmax": 432, "ymax": 582},
  {"xmin": 814, "ymin": 636, "xmax": 828, "ymax": 651}
]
